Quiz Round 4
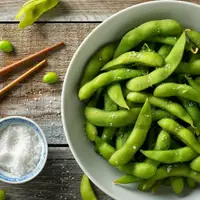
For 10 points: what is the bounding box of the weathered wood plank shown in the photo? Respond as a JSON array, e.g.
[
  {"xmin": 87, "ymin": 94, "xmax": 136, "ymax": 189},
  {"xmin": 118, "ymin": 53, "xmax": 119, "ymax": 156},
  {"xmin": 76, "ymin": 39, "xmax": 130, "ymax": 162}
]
[
  {"xmin": 0, "ymin": 147, "xmax": 113, "ymax": 200},
  {"xmin": 0, "ymin": 23, "xmax": 98, "ymax": 144},
  {"xmin": 0, "ymin": 0, "xmax": 199, "ymax": 22}
]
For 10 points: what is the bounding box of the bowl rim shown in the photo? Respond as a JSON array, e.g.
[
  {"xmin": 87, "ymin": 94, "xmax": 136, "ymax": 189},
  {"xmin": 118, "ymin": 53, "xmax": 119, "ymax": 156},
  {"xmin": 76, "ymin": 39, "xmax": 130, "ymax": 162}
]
[
  {"xmin": 0, "ymin": 116, "xmax": 48, "ymax": 184},
  {"xmin": 61, "ymin": 0, "xmax": 200, "ymax": 199}
]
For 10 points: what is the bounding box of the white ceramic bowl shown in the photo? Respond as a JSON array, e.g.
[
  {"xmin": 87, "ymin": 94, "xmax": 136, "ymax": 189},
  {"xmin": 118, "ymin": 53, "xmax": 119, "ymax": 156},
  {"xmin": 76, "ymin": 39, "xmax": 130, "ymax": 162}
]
[
  {"xmin": 62, "ymin": 1, "xmax": 200, "ymax": 199},
  {"xmin": 0, "ymin": 116, "xmax": 48, "ymax": 184}
]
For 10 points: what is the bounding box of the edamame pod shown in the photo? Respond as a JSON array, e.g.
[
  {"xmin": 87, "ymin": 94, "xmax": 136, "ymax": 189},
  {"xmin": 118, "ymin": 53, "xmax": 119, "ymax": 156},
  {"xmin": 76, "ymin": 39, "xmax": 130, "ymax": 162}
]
[
  {"xmin": 158, "ymin": 118, "xmax": 200, "ymax": 154},
  {"xmin": 114, "ymin": 19, "xmax": 182, "ymax": 58},
  {"xmin": 85, "ymin": 107, "xmax": 141, "ymax": 127},
  {"xmin": 101, "ymin": 93, "xmax": 117, "ymax": 143},
  {"xmin": 80, "ymin": 174, "xmax": 97, "ymax": 200},
  {"xmin": 186, "ymin": 75, "xmax": 200, "ymax": 92},
  {"xmin": 114, "ymin": 174, "xmax": 141, "ymax": 184},
  {"xmin": 85, "ymin": 121, "xmax": 98, "ymax": 142},
  {"xmin": 102, "ymin": 51, "xmax": 164, "ymax": 71},
  {"xmin": 175, "ymin": 60, "xmax": 200, "ymax": 75},
  {"xmin": 153, "ymin": 83, "xmax": 200, "ymax": 103},
  {"xmin": 181, "ymin": 99, "xmax": 200, "ymax": 135},
  {"xmin": 107, "ymin": 83, "xmax": 129, "ymax": 109},
  {"xmin": 170, "ymin": 177, "xmax": 184, "ymax": 194},
  {"xmin": 127, "ymin": 92, "xmax": 193, "ymax": 125},
  {"xmin": 138, "ymin": 164, "xmax": 200, "ymax": 191},
  {"xmin": 80, "ymin": 43, "xmax": 117, "ymax": 86},
  {"xmin": 187, "ymin": 178, "xmax": 197, "ymax": 188},
  {"xmin": 152, "ymin": 109, "xmax": 175, "ymax": 121},
  {"xmin": 147, "ymin": 36, "xmax": 193, "ymax": 51},
  {"xmin": 186, "ymin": 29, "xmax": 200, "ymax": 49},
  {"xmin": 115, "ymin": 127, "xmax": 126, "ymax": 150},
  {"xmin": 158, "ymin": 44, "xmax": 172, "ymax": 58},
  {"xmin": 141, "ymin": 147, "xmax": 198, "ymax": 164},
  {"xmin": 109, "ymin": 100, "xmax": 152, "ymax": 166},
  {"xmin": 79, "ymin": 68, "xmax": 145, "ymax": 100},
  {"xmin": 0, "ymin": 190, "xmax": 5, "ymax": 200},
  {"xmin": 190, "ymin": 156, "xmax": 200, "ymax": 172},
  {"xmin": 126, "ymin": 32, "xmax": 186, "ymax": 91}
]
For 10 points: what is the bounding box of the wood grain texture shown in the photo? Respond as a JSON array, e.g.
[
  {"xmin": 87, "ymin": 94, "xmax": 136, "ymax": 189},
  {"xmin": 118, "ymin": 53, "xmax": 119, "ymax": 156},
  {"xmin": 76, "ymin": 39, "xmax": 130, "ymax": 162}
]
[
  {"xmin": 0, "ymin": 147, "xmax": 113, "ymax": 200},
  {"xmin": 0, "ymin": 0, "xmax": 199, "ymax": 22},
  {"xmin": 0, "ymin": 23, "xmax": 98, "ymax": 144}
]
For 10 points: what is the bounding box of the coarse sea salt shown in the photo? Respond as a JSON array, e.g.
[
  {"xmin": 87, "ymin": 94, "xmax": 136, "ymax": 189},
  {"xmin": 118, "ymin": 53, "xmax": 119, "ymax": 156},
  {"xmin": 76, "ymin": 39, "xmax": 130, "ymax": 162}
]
[{"xmin": 0, "ymin": 124, "xmax": 42, "ymax": 177}]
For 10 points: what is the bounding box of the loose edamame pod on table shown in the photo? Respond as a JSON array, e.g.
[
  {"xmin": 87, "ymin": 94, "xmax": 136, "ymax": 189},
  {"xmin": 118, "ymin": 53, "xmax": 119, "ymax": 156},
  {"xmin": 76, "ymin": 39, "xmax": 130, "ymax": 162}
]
[
  {"xmin": 158, "ymin": 118, "xmax": 200, "ymax": 154},
  {"xmin": 114, "ymin": 19, "xmax": 183, "ymax": 58},
  {"xmin": 109, "ymin": 99, "xmax": 152, "ymax": 166},
  {"xmin": 15, "ymin": 0, "xmax": 60, "ymax": 29},
  {"xmin": 101, "ymin": 51, "xmax": 164, "ymax": 71},
  {"xmin": 170, "ymin": 177, "xmax": 184, "ymax": 194},
  {"xmin": 85, "ymin": 107, "xmax": 141, "ymax": 127},
  {"xmin": 153, "ymin": 82, "xmax": 200, "ymax": 103},
  {"xmin": 0, "ymin": 190, "xmax": 5, "ymax": 200},
  {"xmin": 78, "ymin": 68, "xmax": 145, "ymax": 100},
  {"xmin": 127, "ymin": 92, "xmax": 193, "ymax": 126},
  {"xmin": 80, "ymin": 174, "xmax": 97, "ymax": 200},
  {"xmin": 126, "ymin": 32, "xmax": 186, "ymax": 91},
  {"xmin": 107, "ymin": 83, "xmax": 129, "ymax": 109},
  {"xmin": 80, "ymin": 43, "xmax": 117, "ymax": 86}
]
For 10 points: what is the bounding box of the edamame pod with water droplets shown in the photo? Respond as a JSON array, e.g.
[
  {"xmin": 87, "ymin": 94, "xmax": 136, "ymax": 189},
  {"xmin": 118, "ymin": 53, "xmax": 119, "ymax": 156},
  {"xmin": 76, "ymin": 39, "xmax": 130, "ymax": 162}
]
[
  {"xmin": 85, "ymin": 107, "xmax": 141, "ymax": 127},
  {"xmin": 158, "ymin": 118, "xmax": 200, "ymax": 154},
  {"xmin": 153, "ymin": 83, "xmax": 200, "ymax": 103},
  {"xmin": 127, "ymin": 92, "xmax": 193, "ymax": 126},
  {"xmin": 126, "ymin": 32, "xmax": 186, "ymax": 91},
  {"xmin": 170, "ymin": 177, "xmax": 184, "ymax": 194},
  {"xmin": 101, "ymin": 51, "xmax": 164, "ymax": 71},
  {"xmin": 79, "ymin": 68, "xmax": 145, "ymax": 101},
  {"xmin": 114, "ymin": 19, "xmax": 182, "ymax": 58},
  {"xmin": 80, "ymin": 43, "xmax": 117, "ymax": 86},
  {"xmin": 109, "ymin": 99, "xmax": 152, "ymax": 166}
]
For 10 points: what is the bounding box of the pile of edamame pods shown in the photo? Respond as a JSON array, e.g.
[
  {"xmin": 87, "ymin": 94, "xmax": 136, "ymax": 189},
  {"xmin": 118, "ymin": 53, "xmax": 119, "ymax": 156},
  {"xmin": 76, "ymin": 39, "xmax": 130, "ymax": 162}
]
[{"xmin": 78, "ymin": 19, "xmax": 200, "ymax": 197}]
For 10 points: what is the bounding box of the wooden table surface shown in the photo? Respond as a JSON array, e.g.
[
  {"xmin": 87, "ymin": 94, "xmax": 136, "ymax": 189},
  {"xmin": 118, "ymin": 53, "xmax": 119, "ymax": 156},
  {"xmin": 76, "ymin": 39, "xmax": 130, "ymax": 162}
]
[{"xmin": 0, "ymin": 0, "xmax": 199, "ymax": 199}]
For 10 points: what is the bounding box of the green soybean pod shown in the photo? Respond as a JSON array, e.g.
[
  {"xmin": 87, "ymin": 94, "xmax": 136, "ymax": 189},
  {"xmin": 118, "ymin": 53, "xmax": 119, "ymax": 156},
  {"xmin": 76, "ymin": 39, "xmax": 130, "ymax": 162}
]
[
  {"xmin": 115, "ymin": 127, "xmax": 126, "ymax": 150},
  {"xmin": 127, "ymin": 92, "xmax": 193, "ymax": 126},
  {"xmin": 80, "ymin": 43, "xmax": 117, "ymax": 86},
  {"xmin": 107, "ymin": 83, "xmax": 129, "ymax": 109},
  {"xmin": 101, "ymin": 51, "xmax": 164, "ymax": 71},
  {"xmin": 109, "ymin": 99, "xmax": 152, "ymax": 166},
  {"xmin": 185, "ymin": 75, "xmax": 200, "ymax": 92},
  {"xmin": 151, "ymin": 180, "xmax": 163, "ymax": 193},
  {"xmin": 141, "ymin": 147, "xmax": 198, "ymax": 164},
  {"xmin": 126, "ymin": 32, "xmax": 186, "ymax": 92},
  {"xmin": 175, "ymin": 60, "xmax": 200, "ymax": 75},
  {"xmin": 0, "ymin": 190, "xmax": 5, "ymax": 200},
  {"xmin": 170, "ymin": 177, "xmax": 184, "ymax": 194},
  {"xmin": 114, "ymin": 174, "xmax": 141, "ymax": 184},
  {"xmin": 114, "ymin": 19, "xmax": 182, "ymax": 58},
  {"xmin": 101, "ymin": 93, "xmax": 117, "ymax": 143},
  {"xmin": 195, "ymin": 76, "xmax": 200, "ymax": 84},
  {"xmin": 79, "ymin": 68, "xmax": 145, "ymax": 101},
  {"xmin": 158, "ymin": 44, "xmax": 172, "ymax": 58},
  {"xmin": 153, "ymin": 83, "xmax": 200, "ymax": 103},
  {"xmin": 187, "ymin": 178, "xmax": 198, "ymax": 188},
  {"xmin": 147, "ymin": 126, "xmax": 159, "ymax": 150},
  {"xmin": 138, "ymin": 164, "xmax": 200, "ymax": 191},
  {"xmin": 180, "ymin": 99, "xmax": 200, "ymax": 135},
  {"xmin": 80, "ymin": 174, "xmax": 97, "ymax": 200},
  {"xmin": 186, "ymin": 29, "xmax": 200, "ymax": 49},
  {"xmin": 85, "ymin": 121, "xmax": 98, "ymax": 142},
  {"xmin": 158, "ymin": 118, "xmax": 200, "ymax": 154},
  {"xmin": 85, "ymin": 107, "xmax": 141, "ymax": 127},
  {"xmin": 152, "ymin": 109, "xmax": 175, "ymax": 122},
  {"xmin": 190, "ymin": 156, "xmax": 200, "ymax": 172}
]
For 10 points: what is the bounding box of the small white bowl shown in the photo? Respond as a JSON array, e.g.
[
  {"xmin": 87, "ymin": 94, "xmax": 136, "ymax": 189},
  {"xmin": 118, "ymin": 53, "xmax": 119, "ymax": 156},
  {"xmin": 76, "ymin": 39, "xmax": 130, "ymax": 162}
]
[{"xmin": 0, "ymin": 116, "xmax": 48, "ymax": 184}]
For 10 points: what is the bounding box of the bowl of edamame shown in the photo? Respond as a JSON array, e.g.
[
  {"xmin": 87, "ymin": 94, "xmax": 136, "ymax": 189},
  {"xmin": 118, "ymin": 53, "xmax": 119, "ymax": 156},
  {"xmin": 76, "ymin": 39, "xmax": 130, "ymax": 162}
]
[{"xmin": 62, "ymin": 1, "xmax": 200, "ymax": 199}]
